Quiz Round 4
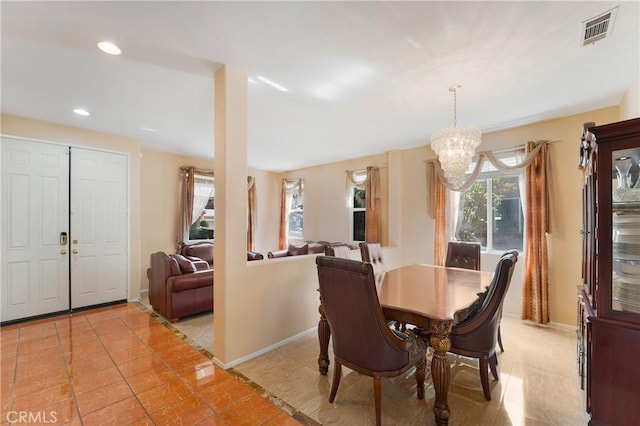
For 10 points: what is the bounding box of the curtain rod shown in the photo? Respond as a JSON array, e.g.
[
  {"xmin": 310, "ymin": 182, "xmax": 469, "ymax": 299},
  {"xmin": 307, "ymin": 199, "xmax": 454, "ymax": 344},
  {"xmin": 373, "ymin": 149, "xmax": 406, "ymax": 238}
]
[
  {"xmin": 180, "ymin": 166, "xmax": 214, "ymax": 175},
  {"xmin": 345, "ymin": 165, "xmax": 388, "ymax": 173},
  {"xmin": 423, "ymin": 140, "xmax": 561, "ymax": 162}
]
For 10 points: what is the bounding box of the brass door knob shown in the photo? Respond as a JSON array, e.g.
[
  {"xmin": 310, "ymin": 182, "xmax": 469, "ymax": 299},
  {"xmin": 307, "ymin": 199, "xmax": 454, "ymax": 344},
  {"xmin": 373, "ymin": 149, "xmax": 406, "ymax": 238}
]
[
  {"xmin": 72, "ymin": 249, "xmax": 79, "ymax": 254},
  {"xmin": 61, "ymin": 250, "xmax": 67, "ymax": 255}
]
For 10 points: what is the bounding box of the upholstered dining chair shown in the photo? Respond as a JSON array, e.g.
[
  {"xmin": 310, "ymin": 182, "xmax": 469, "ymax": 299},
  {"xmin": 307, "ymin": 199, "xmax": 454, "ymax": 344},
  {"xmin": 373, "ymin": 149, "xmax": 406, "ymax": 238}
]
[
  {"xmin": 445, "ymin": 241, "xmax": 481, "ymax": 270},
  {"xmin": 448, "ymin": 250, "xmax": 518, "ymax": 401},
  {"xmin": 315, "ymin": 256, "xmax": 427, "ymax": 426},
  {"xmin": 324, "ymin": 244, "xmax": 352, "ymax": 259},
  {"xmin": 359, "ymin": 242, "xmax": 386, "ymax": 287},
  {"xmin": 359, "ymin": 241, "xmax": 406, "ymax": 331},
  {"xmin": 444, "ymin": 241, "xmax": 509, "ymax": 353}
]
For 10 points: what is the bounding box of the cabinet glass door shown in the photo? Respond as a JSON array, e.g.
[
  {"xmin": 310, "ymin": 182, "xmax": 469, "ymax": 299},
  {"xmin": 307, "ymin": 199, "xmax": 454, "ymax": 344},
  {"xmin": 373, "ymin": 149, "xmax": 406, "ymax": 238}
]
[{"xmin": 612, "ymin": 147, "xmax": 640, "ymax": 313}]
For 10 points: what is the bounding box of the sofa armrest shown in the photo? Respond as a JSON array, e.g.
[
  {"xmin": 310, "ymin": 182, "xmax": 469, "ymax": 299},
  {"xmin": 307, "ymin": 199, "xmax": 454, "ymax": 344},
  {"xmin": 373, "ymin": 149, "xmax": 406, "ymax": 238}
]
[
  {"xmin": 184, "ymin": 256, "xmax": 210, "ymax": 270},
  {"xmin": 268, "ymin": 249, "xmax": 289, "ymax": 259},
  {"xmin": 247, "ymin": 251, "xmax": 264, "ymax": 261}
]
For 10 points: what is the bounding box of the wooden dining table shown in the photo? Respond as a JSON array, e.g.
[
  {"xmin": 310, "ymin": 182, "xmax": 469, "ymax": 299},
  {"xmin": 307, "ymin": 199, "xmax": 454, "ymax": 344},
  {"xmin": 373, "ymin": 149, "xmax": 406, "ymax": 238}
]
[{"xmin": 317, "ymin": 263, "xmax": 494, "ymax": 426}]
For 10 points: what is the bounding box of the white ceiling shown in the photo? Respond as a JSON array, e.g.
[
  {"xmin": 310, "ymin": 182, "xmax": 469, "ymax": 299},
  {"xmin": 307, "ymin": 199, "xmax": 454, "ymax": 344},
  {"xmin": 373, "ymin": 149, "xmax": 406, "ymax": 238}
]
[{"xmin": 2, "ymin": 1, "xmax": 639, "ymax": 172}]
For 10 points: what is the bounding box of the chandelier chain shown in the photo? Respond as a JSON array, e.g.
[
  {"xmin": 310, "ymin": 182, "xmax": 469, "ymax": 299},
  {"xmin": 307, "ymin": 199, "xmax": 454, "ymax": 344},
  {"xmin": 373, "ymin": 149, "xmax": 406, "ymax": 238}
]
[{"xmin": 453, "ymin": 88, "xmax": 457, "ymax": 127}]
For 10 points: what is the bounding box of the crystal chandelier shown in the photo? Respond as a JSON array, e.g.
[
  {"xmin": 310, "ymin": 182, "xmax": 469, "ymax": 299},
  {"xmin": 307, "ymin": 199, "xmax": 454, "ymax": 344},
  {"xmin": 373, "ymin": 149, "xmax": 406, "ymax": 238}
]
[{"xmin": 430, "ymin": 85, "xmax": 481, "ymax": 189}]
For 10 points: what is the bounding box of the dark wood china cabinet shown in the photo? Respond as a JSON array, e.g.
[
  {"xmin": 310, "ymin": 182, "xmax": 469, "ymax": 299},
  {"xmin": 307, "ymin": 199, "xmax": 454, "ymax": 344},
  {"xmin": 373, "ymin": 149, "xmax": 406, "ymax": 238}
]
[{"xmin": 578, "ymin": 117, "xmax": 640, "ymax": 425}]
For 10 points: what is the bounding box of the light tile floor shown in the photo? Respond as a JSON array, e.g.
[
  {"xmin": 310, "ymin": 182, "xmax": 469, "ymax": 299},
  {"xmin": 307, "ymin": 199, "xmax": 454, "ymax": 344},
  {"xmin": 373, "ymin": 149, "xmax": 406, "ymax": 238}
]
[{"xmin": 234, "ymin": 316, "xmax": 588, "ymax": 425}]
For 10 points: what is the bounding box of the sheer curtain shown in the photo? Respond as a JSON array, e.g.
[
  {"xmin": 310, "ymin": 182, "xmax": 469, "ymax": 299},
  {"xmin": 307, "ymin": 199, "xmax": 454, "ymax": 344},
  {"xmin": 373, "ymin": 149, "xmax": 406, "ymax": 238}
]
[
  {"xmin": 179, "ymin": 167, "xmax": 214, "ymax": 245},
  {"xmin": 192, "ymin": 175, "xmax": 215, "ymax": 223},
  {"xmin": 278, "ymin": 179, "xmax": 303, "ymax": 250},
  {"xmin": 346, "ymin": 166, "xmax": 381, "ymax": 242}
]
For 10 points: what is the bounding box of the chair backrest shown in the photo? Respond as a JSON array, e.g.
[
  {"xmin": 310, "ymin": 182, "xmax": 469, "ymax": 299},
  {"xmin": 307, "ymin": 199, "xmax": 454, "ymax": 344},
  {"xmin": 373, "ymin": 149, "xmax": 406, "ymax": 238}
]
[
  {"xmin": 359, "ymin": 242, "xmax": 387, "ymax": 288},
  {"xmin": 316, "ymin": 256, "xmax": 410, "ymax": 371},
  {"xmin": 445, "ymin": 241, "xmax": 481, "ymax": 270},
  {"xmin": 451, "ymin": 250, "xmax": 518, "ymax": 351},
  {"xmin": 324, "ymin": 244, "xmax": 352, "ymax": 259}
]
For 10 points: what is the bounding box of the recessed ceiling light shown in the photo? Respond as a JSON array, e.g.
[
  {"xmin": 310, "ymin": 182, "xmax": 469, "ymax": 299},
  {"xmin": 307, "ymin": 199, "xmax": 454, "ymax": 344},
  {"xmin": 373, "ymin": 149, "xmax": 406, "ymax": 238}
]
[
  {"xmin": 97, "ymin": 41, "xmax": 122, "ymax": 55},
  {"xmin": 257, "ymin": 76, "xmax": 288, "ymax": 92},
  {"xmin": 73, "ymin": 108, "xmax": 90, "ymax": 116}
]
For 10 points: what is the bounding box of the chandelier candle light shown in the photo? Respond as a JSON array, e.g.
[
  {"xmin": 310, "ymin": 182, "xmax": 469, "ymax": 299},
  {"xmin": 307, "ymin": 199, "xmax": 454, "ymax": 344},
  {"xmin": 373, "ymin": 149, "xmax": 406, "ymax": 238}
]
[{"xmin": 430, "ymin": 85, "xmax": 482, "ymax": 189}]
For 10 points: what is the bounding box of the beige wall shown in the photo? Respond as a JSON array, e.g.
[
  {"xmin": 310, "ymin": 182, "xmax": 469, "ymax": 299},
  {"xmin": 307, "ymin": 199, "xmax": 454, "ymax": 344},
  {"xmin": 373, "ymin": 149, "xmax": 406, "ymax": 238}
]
[
  {"xmin": 280, "ymin": 152, "xmax": 390, "ymax": 246},
  {"xmin": 621, "ymin": 68, "xmax": 640, "ymax": 120},
  {"xmin": 1, "ymin": 114, "xmax": 143, "ymax": 301}
]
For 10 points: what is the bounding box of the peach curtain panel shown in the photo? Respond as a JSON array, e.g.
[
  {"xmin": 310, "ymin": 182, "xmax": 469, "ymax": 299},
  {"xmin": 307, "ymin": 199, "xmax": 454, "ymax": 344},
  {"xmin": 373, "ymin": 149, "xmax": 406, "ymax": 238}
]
[
  {"xmin": 426, "ymin": 161, "xmax": 447, "ymax": 265},
  {"xmin": 365, "ymin": 166, "xmax": 381, "ymax": 242},
  {"xmin": 278, "ymin": 179, "xmax": 303, "ymax": 250},
  {"xmin": 247, "ymin": 176, "xmax": 256, "ymax": 252},
  {"xmin": 346, "ymin": 167, "xmax": 381, "ymax": 242},
  {"xmin": 522, "ymin": 141, "xmax": 550, "ymax": 324}
]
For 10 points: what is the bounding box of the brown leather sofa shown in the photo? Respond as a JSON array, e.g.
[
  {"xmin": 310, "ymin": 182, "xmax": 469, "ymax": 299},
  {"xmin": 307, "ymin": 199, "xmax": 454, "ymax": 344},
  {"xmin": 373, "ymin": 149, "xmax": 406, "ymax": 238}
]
[
  {"xmin": 180, "ymin": 241, "xmax": 264, "ymax": 265},
  {"xmin": 148, "ymin": 252, "xmax": 214, "ymax": 322},
  {"xmin": 268, "ymin": 241, "xmax": 355, "ymax": 259},
  {"xmin": 147, "ymin": 243, "xmax": 262, "ymax": 322}
]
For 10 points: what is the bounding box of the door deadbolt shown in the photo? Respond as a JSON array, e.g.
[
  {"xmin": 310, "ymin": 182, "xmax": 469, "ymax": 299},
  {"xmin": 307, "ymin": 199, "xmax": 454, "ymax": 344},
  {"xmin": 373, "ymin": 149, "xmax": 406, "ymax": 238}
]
[{"xmin": 60, "ymin": 232, "xmax": 68, "ymax": 245}]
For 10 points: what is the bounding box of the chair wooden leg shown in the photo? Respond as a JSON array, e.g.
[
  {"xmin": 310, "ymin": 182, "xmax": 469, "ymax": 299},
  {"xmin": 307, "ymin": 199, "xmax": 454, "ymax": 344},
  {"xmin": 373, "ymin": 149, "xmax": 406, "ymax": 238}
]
[
  {"xmin": 415, "ymin": 354, "xmax": 426, "ymax": 400},
  {"xmin": 373, "ymin": 377, "xmax": 382, "ymax": 426},
  {"xmin": 329, "ymin": 362, "xmax": 342, "ymax": 402},
  {"xmin": 498, "ymin": 326, "xmax": 504, "ymax": 352},
  {"xmin": 479, "ymin": 355, "xmax": 491, "ymax": 401},
  {"xmin": 489, "ymin": 353, "xmax": 499, "ymax": 381}
]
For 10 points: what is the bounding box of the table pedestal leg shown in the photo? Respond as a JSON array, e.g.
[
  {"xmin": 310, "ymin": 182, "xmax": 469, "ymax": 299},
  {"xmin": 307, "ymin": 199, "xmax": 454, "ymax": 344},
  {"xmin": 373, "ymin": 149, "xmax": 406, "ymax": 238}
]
[
  {"xmin": 430, "ymin": 319, "xmax": 452, "ymax": 426},
  {"xmin": 318, "ymin": 300, "xmax": 330, "ymax": 375}
]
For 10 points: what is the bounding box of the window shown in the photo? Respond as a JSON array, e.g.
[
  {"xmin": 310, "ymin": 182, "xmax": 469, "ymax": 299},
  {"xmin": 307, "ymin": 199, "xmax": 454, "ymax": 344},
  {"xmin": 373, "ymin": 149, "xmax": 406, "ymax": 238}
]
[
  {"xmin": 287, "ymin": 191, "xmax": 304, "ymax": 241},
  {"xmin": 281, "ymin": 179, "xmax": 303, "ymax": 246},
  {"xmin": 455, "ymin": 154, "xmax": 524, "ymax": 252},
  {"xmin": 350, "ymin": 170, "xmax": 367, "ymax": 242},
  {"xmin": 188, "ymin": 173, "xmax": 215, "ymax": 241}
]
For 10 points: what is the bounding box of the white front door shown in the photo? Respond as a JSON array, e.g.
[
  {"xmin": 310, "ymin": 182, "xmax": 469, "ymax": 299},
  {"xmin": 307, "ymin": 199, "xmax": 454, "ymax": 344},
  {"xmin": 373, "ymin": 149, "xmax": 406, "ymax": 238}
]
[
  {"xmin": 70, "ymin": 147, "xmax": 128, "ymax": 309},
  {"xmin": 1, "ymin": 138, "xmax": 70, "ymax": 322}
]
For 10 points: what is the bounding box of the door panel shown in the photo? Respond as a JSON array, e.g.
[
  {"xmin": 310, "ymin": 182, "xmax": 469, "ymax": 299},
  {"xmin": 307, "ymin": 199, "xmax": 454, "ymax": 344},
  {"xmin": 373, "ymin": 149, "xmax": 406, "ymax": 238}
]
[
  {"xmin": 1, "ymin": 138, "xmax": 70, "ymax": 322},
  {"xmin": 70, "ymin": 148, "xmax": 128, "ymax": 308}
]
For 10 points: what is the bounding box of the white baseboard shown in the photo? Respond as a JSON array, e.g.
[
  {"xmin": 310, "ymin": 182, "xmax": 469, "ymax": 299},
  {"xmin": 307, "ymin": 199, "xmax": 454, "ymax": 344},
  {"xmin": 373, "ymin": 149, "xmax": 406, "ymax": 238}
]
[
  {"xmin": 218, "ymin": 327, "xmax": 317, "ymax": 369},
  {"xmin": 503, "ymin": 312, "xmax": 576, "ymax": 330}
]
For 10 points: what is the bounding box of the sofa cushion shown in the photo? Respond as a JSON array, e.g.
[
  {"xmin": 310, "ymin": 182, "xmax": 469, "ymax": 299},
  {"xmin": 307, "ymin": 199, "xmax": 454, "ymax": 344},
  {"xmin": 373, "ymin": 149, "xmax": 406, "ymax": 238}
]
[
  {"xmin": 172, "ymin": 254, "xmax": 197, "ymax": 273},
  {"xmin": 307, "ymin": 242, "xmax": 325, "ymax": 254},
  {"xmin": 288, "ymin": 242, "xmax": 308, "ymax": 256},
  {"xmin": 181, "ymin": 242, "xmax": 214, "ymax": 267},
  {"xmin": 168, "ymin": 256, "xmax": 182, "ymax": 276}
]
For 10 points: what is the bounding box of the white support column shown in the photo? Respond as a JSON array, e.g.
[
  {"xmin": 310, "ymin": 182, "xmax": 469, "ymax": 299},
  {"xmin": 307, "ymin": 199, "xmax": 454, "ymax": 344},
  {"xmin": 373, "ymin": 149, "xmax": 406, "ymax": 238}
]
[{"xmin": 213, "ymin": 65, "xmax": 248, "ymax": 365}]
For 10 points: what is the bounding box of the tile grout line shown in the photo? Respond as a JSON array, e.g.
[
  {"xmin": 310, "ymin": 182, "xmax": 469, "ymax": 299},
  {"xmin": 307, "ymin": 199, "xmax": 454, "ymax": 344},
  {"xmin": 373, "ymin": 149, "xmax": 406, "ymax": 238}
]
[{"xmin": 54, "ymin": 315, "xmax": 87, "ymax": 425}]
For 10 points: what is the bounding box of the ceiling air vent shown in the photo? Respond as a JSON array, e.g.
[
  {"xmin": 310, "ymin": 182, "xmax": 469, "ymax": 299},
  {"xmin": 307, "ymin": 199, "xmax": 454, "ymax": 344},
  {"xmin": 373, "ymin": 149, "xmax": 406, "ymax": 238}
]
[{"xmin": 581, "ymin": 7, "xmax": 618, "ymax": 46}]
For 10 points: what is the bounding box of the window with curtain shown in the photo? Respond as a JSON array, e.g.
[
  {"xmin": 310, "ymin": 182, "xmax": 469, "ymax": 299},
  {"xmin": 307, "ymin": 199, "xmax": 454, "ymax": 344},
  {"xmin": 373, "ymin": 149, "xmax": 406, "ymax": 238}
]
[
  {"xmin": 287, "ymin": 190, "xmax": 304, "ymax": 241},
  {"xmin": 179, "ymin": 167, "xmax": 215, "ymax": 245},
  {"xmin": 349, "ymin": 170, "xmax": 368, "ymax": 242},
  {"xmin": 279, "ymin": 179, "xmax": 303, "ymax": 249},
  {"xmin": 189, "ymin": 173, "xmax": 215, "ymax": 241},
  {"xmin": 455, "ymin": 152, "xmax": 524, "ymax": 252}
]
